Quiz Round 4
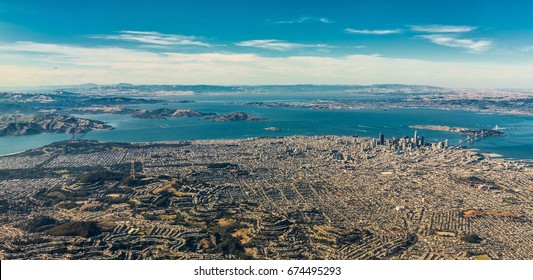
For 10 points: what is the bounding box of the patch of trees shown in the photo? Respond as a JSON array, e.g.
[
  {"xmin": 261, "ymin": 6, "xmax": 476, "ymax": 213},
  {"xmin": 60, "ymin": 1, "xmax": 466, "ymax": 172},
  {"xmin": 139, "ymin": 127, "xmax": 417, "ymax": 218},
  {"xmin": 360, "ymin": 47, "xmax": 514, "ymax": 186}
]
[
  {"xmin": 208, "ymin": 221, "xmax": 252, "ymax": 259},
  {"xmin": 336, "ymin": 229, "xmax": 371, "ymax": 246},
  {"xmin": 213, "ymin": 232, "xmax": 248, "ymax": 258},
  {"xmin": 451, "ymin": 175, "xmax": 493, "ymax": 186},
  {"xmin": 149, "ymin": 189, "xmax": 175, "ymax": 208},
  {"xmin": 503, "ymin": 197, "xmax": 520, "ymax": 205},
  {"xmin": 45, "ymin": 221, "xmax": 104, "ymax": 238},
  {"xmin": 97, "ymin": 196, "xmax": 129, "ymax": 205},
  {"xmin": 57, "ymin": 201, "xmax": 78, "ymax": 209},
  {"xmin": 212, "ymin": 226, "xmax": 248, "ymax": 258},
  {"xmin": 172, "ymin": 212, "xmax": 187, "ymax": 224},
  {"xmin": 121, "ymin": 176, "xmax": 151, "ymax": 187},
  {"xmin": 22, "ymin": 216, "xmax": 60, "ymax": 233},
  {"xmin": 78, "ymin": 171, "xmax": 126, "ymax": 183},
  {"xmin": 461, "ymin": 234, "xmax": 483, "ymax": 243},
  {"xmin": 33, "ymin": 187, "xmax": 91, "ymax": 206},
  {"xmin": 207, "ymin": 162, "xmax": 238, "ymax": 169},
  {"xmin": 0, "ymin": 168, "xmax": 55, "ymax": 180},
  {"xmin": 142, "ymin": 213, "xmax": 159, "ymax": 221},
  {"xmin": 41, "ymin": 140, "xmax": 134, "ymax": 155},
  {"xmin": 33, "ymin": 187, "xmax": 69, "ymax": 206},
  {"xmin": 0, "ymin": 199, "xmax": 10, "ymax": 213}
]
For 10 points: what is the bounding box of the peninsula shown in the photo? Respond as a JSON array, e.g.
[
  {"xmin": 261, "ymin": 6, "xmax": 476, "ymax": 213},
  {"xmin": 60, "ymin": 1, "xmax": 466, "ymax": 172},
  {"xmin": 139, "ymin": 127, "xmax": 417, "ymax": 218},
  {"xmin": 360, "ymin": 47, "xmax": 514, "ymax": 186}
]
[{"xmin": 0, "ymin": 114, "xmax": 113, "ymax": 137}]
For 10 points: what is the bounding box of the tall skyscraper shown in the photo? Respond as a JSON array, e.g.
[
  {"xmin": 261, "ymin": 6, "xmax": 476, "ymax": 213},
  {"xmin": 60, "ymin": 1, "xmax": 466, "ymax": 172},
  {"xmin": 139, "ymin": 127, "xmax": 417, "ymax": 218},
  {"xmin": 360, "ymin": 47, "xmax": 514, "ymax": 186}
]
[
  {"xmin": 413, "ymin": 130, "xmax": 418, "ymax": 146},
  {"xmin": 379, "ymin": 132, "xmax": 384, "ymax": 145}
]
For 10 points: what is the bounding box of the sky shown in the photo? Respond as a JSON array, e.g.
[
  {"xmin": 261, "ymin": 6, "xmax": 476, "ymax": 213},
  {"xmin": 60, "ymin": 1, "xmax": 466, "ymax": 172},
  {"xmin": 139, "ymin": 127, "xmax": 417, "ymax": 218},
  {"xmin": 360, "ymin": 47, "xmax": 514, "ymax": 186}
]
[{"xmin": 1, "ymin": 0, "xmax": 533, "ymax": 88}]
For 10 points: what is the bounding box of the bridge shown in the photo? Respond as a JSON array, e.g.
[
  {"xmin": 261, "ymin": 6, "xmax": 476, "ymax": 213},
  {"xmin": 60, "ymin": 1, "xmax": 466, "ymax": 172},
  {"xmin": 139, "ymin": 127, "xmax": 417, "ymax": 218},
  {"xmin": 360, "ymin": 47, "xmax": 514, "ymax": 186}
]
[
  {"xmin": 451, "ymin": 128, "xmax": 506, "ymax": 149},
  {"xmin": 492, "ymin": 125, "xmax": 533, "ymax": 131},
  {"xmin": 69, "ymin": 126, "xmax": 88, "ymax": 140}
]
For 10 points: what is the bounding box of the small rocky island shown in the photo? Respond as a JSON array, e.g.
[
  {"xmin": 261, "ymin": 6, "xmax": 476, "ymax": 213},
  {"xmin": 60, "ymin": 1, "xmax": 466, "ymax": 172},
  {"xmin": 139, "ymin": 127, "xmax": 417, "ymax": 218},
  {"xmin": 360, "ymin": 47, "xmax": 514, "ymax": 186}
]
[
  {"xmin": 0, "ymin": 114, "xmax": 113, "ymax": 137},
  {"xmin": 202, "ymin": 112, "xmax": 267, "ymax": 122}
]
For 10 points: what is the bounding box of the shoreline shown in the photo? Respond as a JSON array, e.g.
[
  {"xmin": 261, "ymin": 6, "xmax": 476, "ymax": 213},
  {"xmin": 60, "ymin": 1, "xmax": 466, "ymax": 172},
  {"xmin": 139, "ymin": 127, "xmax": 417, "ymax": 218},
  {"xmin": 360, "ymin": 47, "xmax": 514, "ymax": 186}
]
[
  {"xmin": 2, "ymin": 136, "xmax": 532, "ymax": 164},
  {"xmin": 233, "ymin": 101, "xmax": 533, "ymax": 117},
  {"xmin": 1, "ymin": 107, "xmax": 531, "ymax": 161},
  {"xmin": 0, "ymin": 150, "xmax": 26, "ymax": 157}
]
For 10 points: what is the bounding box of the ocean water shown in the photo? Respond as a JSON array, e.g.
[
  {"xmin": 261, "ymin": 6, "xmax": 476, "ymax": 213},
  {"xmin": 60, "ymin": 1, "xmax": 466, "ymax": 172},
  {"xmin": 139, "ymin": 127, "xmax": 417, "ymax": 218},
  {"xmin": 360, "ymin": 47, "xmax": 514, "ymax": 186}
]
[{"xmin": 1, "ymin": 93, "xmax": 532, "ymax": 160}]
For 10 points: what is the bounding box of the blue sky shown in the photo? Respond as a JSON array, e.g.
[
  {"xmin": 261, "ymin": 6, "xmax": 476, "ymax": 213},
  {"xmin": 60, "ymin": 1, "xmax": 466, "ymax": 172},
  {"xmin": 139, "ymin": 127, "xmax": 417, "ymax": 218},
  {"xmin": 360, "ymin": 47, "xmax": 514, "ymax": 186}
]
[{"xmin": 1, "ymin": 0, "xmax": 533, "ymax": 88}]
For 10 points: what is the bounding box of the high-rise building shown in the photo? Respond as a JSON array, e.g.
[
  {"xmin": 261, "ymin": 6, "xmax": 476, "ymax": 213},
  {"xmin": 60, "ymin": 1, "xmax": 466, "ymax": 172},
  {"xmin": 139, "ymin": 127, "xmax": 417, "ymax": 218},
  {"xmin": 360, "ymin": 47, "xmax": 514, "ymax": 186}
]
[
  {"xmin": 413, "ymin": 130, "xmax": 418, "ymax": 146},
  {"xmin": 379, "ymin": 132, "xmax": 384, "ymax": 145}
]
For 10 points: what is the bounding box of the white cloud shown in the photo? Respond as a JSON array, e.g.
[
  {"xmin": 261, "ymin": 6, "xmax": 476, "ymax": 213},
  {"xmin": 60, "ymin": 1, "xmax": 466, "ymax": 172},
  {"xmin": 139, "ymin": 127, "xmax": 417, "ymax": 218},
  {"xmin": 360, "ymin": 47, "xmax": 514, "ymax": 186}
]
[
  {"xmin": 91, "ymin": 30, "xmax": 210, "ymax": 47},
  {"xmin": 1, "ymin": 41, "xmax": 533, "ymax": 88},
  {"xmin": 345, "ymin": 28, "xmax": 401, "ymax": 35},
  {"xmin": 275, "ymin": 20, "xmax": 296, "ymax": 24},
  {"xmin": 276, "ymin": 16, "xmax": 332, "ymax": 24},
  {"xmin": 419, "ymin": 34, "xmax": 492, "ymax": 53},
  {"xmin": 520, "ymin": 46, "xmax": 533, "ymax": 52},
  {"xmin": 235, "ymin": 39, "xmax": 329, "ymax": 51},
  {"xmin": 410, "ymin": 25, "xmax": 476, "ymax": 33}
]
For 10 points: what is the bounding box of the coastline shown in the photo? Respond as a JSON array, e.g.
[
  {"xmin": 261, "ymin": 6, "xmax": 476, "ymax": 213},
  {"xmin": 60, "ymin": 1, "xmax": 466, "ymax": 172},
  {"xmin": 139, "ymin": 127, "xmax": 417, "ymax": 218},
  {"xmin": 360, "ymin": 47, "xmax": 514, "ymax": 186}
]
[
  {"xmin": 2, "ymin": 136, "xmax": 532, "ymax": 165},
  {"xmin": 1, "ymin": 107, "xmax": 531, "ymax": 160},
  {"xmin": 0, "ymin": 150, "xmax": 26, "ymax": 157}
]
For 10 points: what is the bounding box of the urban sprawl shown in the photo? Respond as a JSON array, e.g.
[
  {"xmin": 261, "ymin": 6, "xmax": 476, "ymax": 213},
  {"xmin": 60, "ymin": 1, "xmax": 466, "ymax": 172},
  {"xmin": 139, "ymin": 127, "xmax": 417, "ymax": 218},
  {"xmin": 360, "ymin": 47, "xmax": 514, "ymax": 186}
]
[{"xmin": 0, "ymin": 133, "xmax": 531, "ymax": 260}]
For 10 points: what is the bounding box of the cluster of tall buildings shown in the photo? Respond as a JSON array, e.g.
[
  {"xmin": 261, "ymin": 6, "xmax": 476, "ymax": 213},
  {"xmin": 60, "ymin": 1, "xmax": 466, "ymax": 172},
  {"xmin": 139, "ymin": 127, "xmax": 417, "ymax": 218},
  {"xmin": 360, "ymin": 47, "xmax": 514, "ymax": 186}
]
[{"xmin": 377, "ymin": 131, "xmax": 448, "ymax": 152}]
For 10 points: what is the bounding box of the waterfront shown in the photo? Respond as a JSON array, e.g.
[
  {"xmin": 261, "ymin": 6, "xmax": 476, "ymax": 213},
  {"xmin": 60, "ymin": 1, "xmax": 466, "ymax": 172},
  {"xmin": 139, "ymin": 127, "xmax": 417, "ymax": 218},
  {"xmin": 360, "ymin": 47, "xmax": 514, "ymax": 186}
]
[{"xmin": 1, "ymin": 94, "xmax": 532, "ymax": 160}]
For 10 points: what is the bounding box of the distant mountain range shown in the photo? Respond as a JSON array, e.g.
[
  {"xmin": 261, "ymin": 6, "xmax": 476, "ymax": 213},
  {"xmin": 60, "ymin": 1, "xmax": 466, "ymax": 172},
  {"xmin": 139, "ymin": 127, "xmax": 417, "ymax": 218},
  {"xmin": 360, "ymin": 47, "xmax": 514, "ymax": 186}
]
[{"xmin": 1, "ymin": 83, "xmax": 447, "ymax": 95}]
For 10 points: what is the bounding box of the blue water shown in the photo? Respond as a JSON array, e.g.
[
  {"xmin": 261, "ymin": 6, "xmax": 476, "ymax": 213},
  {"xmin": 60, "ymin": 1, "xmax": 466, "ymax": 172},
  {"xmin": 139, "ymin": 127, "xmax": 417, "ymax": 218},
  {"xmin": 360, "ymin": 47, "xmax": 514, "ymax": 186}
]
[{"xmin": 1, "ymin": 94, "xmax": 532, "ymax": 160}]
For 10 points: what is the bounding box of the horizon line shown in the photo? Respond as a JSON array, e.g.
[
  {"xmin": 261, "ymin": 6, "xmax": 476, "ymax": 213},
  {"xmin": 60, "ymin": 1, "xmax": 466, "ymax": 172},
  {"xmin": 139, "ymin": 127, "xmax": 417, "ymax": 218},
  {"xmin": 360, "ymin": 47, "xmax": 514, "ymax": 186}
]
[{"xmin": 2, "ymin": 83, "xmax": 533, "ymax": 92}]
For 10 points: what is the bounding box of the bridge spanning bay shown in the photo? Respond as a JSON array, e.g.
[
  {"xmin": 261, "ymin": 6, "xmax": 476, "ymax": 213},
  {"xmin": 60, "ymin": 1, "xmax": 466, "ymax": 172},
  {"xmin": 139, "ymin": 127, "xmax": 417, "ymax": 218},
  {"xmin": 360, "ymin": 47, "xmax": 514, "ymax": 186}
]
[
  {"xmin": 493, "ymin": 125, "xmax": 533, "ymax": 131},
  {"xmin": 451, "ymin": 129, "xmax": 505, "ymax": 149},
  {"xmin": 409, "ymin": 125, "xmax": 506, "ymax": 148}
]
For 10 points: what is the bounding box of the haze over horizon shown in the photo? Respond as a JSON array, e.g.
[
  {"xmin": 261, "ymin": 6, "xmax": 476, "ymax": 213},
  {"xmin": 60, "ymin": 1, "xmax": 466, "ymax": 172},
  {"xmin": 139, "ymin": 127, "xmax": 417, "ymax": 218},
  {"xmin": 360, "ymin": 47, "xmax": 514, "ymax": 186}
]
[
  {"xmin": 4, "ymin": 83, "xmax": 533, "ymax": 93},
  {"xmin": 2, "ymin": 0, "xmax": 533, "ymax": 88}
]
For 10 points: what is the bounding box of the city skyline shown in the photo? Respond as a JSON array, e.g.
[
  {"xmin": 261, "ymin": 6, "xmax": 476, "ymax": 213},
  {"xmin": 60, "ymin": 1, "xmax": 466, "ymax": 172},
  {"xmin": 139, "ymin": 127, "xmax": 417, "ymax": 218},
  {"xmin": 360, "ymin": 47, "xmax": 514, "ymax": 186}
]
[{"xmin": 1, "ymin": 0, "xmax": 533, "ymax": 88}]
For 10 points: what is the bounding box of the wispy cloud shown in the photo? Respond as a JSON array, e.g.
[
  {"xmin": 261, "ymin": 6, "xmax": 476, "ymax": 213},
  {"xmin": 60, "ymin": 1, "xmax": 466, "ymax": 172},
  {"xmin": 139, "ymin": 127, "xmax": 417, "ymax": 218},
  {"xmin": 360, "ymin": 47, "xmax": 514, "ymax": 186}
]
[
  {"xmin": 419, "ymin": 34, "xmax": 492, "ymax": 53},
  {"xmin": 275, "ymin": 16, "xmax": 333, "ymax": 24},
  {"xmin": 520, "ymin": 46, "xmax": 533, "ymax": 52},
  {"xmin": 91, "ymin": 31, "xmax": 210, "ymax": 47},
  {"xmin": 2, "ymin": 41, "xmax": 533, "ymax": 88},
  {"xmin": 410, "ymin": 25, "xmax": 476, "ymax": 33},
  {"xmin": 235, "ymin": 39, "xmax": 329, "ymax": 51},
  {"xmin": 344, "ymin": 28, "xmax": 401, "ymax": 35}
]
